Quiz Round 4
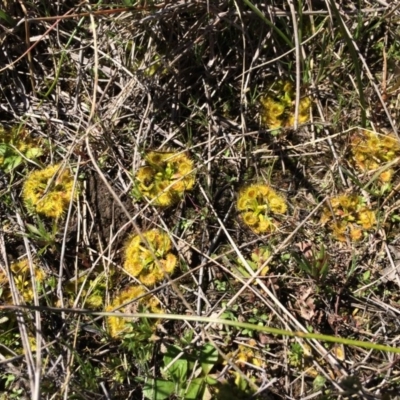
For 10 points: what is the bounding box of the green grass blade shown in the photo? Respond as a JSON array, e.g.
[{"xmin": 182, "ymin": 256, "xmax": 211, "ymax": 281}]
[
  {"xmin": 0, "ymin": 9, "xmax": 16, "ymax": 27},
  {"xmin": 242, "ymin": 0, "xmax": 293, "ymax": 48},
  {"xmin": 328, "ymin": 0, "xmax": 367, "ymax": 127}
]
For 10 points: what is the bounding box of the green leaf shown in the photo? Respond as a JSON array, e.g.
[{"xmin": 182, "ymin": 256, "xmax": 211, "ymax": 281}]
[
  {"xmin": 4, "ymin": 155, "xmax": 22, "ymax": 172},
  {"xmin": 142, "ymin": 379, "xmax": 175, "ymax": 400},
  {"xmin": 199, "ymin": 344, "xmax": 218, "ymax": 375},
  {"xmin": 26, "ymin": 223, "xmax": 42, "ymax": 237},
  {"xmin": 163, "ymin": 346, "xmax": 188, "ymax": 383},
  {"xmin": 313, "ymin": 375, "xmax": 326, "ymax": 392},
  {"xmin": 169, "ymin": 359, "xmax": 188, "ymax": 383},
  {"xmin": 0, "ymin": 9, "xmax": 16, "ymax": 27},
  {"xmin": 292, "ymin": 252, "xmax": 312, "ymax": 275},
  {"xmin": 362, "ymin": 270, "xmax": 370, "ymax": 282},
  {"xmin": 0, "ymin": 143, "xmax": 8, "ymax": 156},
  {"xmin": 184, "ymin": 377, "xmax": 205, "ymax": 400},
  {"xmin": 25, "ymin": 147, "xmax": 43, "ymax": 159},
  {"xmin": 235, "ymin": 372, "xmax": 248, "ymax": 392},
  {"xmin": 204, "ymin": 375, "xmax": 218, "ymax": 386}
]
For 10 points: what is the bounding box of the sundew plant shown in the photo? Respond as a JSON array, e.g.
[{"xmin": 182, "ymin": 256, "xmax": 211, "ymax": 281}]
[
  {"xmin": 133, "ymin": 151, "xmax": 195, "ymax": 206},
  {"xmin": 123, "ymin": 229, "xmax": 177, "ymax": 286},
  {"xmin": 320, "ymin": 194, "xmax": 377, "ymax": 242},
  {"xmin": 237, "ymin": 183, "xmax": 287, "ymax": 234},
  {"xmin": 106, "ymin": 285, "xmax": 162, "ymax": 338},
  {"xmin": 2, "ymin": 1, "xmax": 400, "ymax": 398},
  {"xmin": 350, "ymin": 129, "xmax": 400, "ymax": 184},
  {"xmin": 260, "ymin": 80, "xmax": 312, "ymax": 129},
  {"xmin": 22, "ymin": 164, "xmax": 77, "ymax": 219},
  {"xmin": 0, "ymin": 125, "xmax": 44, "ymax": 172}
]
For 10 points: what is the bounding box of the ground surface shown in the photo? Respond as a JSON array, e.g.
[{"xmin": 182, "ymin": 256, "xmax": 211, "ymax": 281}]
[{"xmin": 1, "ymin": 1, "xmax": 400, "ymax": 399}]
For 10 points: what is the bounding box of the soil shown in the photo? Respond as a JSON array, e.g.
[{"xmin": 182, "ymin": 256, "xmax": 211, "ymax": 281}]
[{"xmin": 86, "ymin": 169, "xmax": 135, "ymax": 248}]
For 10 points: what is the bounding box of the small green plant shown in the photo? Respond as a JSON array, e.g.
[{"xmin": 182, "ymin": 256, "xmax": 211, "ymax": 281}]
[
  {"xmin": 122, "ymin": 313, "xmax": 159, "ymax": 366},
  {"xmin": 241, "ymin": 246, "xmax": 271, "ymax": 276},
  {"xmin": 320, "ymin": 193, "xmax": 376, "ymax": 241},
  {"xmin": 25, "ymin": 218, "xmax": 59, "ymax": 254},
  {"xmin": 224, "ymin": 339, "xmax": 265, "ymax": 394},
  {"xmin": 137, "ymin": 53, "xmax": 167, "ymax": 77},
  {"xmin": 226, "ymin": 339, "xmax": 265, "ymax": 369},
  {"xmin": 350, "ymin": 129, "xmax": 400, "ymax": 185},
  {"xmin": 61, "ymin": 266, "xmax": 114, "ymax": 309},
  {"xmin": 141, "ymin": 343, "xmax": 219, "ymax": 400},
  {"xmin": 288, "ymin": 343, "xmax": 320, "ymax": 378},
  {"xmin": 123, "ymin": 228, "xmax": 177, "ymax": 286},
  {"xmin": 292, "ymin": 243, "xmax": 330, "ymax": 283},
  {"xmin": 236, "ymin": 184, "xmax": 287, "ymax": 234},
  {"xmin": 260, "ymin": 80, "xmax": 311, "ymax": 130},
  {"xmin": 22, "ymin": 163, "xmax": 78, "ymax": 219},
  {"xmin": 106, "ymin": 285, "xmax": 162, "ymax": 338},
  {"xmin": 132, "ymin": 151, "xmax": 195, "ymax": 206},
  {"xmin": 226, "ymin": 246, "xmax": 271, "ymax": 281},
  {"xmin": 0, "ymin": 257, "xmax": 46, "ymax": 303},
  {"xmin": 0, "ymin": 125, "xmax": 44, "ymax": 172}
]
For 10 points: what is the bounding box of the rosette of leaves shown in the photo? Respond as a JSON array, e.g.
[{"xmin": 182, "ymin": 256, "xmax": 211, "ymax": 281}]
[
  {"xmin": 227, "ymin": 246, "xmax": 271, "ymax": 282},
  {"xmin": 61, "ymin": 267, "xmax": 114, "ymax": 309},
  {"xmin": 224, "ymin": 339, "xmax": 265, "ymax": 394},
  {"xmin": 136, "ymin": 53, "xmax": 168, "ymax": 77},
  {"xmin": 0, "ymin": 125, "xmax": 44, "ymax": 172},
  {"xmin": 106, "ymin": 285, "xmax": 162, "ymax": 338},
  {"xmin": 237, "ymin": 184, "xmax": 287, "ymax": 234},
  {"xmin": 260, "ymin": 80, "xmax": 311, "ymax": 129},
  {"xmin": 22, "ymin": 163, "xmax": 77, "ymax": 219},
  {"xmin": 142, "ymin": 343, "xmax": 219, "ymax": 400},
  {"xmin": 133, "ymin": 151, "xmax": 195, "ymax": 206},
  {"xmin": 350, "ymin": 129, "xmax": 400, "ymax": 184},
  {"xmin": 320, "ymin": 194, "xmax": 376, "ymax": 242},
  {"xmin": 123, "ymin": 229, "xmax": 178, "ymax": 286},
  {"xmin": 227, "ymin": 339, "xmax": 265, "ymax": 369},
  {"xmin": 0, "ymin": 258, "xmax": 46, "ymax": 303}
]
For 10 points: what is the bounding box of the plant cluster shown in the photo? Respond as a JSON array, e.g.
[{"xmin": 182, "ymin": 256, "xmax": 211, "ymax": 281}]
[
  {"xmin": 123, "ymin": 228, "xmax": 177, "ymax": 286},
  {"xmin": 0, "ymin": 125, "xmax": 44, "ymax": 172},
  {"xmin": 106, "ymin": 285, "xmax": 162, "ymax": 338},
  {"xmin": 260, "ymin": 80, "xmax": 311, "ymax": 129},
  {"xmin": 142, "ymin": 343, "xmax": 219, "ymax": 400},
  {"xmin": 22, "ymin": 163, "xmax": 77, "ymax": 219},
  {"xmin": 61, "ymin": 268, "xmax": 114, "ymax": 309},
  {"xmin": 236, "ymin": 184, "xmax": 287, "ymax": 234},
  {"xmin": 3, "ymin": 1, "xmax": 400, "ymax": 398},
  {"xmin": 225, "ymin": 339, "xmax": 265, "ymax": 394},
  {"xmin": 228, "ymin": 339, "xmax": 265, "ymax": 369},
  {"xmin": 137, "ymin": 53, "xmax": 167, "ymax": 77},
  {"xmin": 288, "ymin": 343, "xmax": 320, "ymax": 378},
  {"xmin": 0, "ymin": 258, "xmax": 46, "ymax": 303},
  {"xmin": 292, "ymin": 243, "xmax": 330, "ymax": 283},
  {"xmin": 320, "ymin": 194, "xmax": 377, "ymax": 242},
  {"xmin": 133, "ymin": 151, "xmax": 195, "ymax": 206},
  {"xmin": 350, "ymin": 129, "xmax": 400, "ymax": 183},
  {"xmin": 230, "ymin": 246, "xmax": 271, "ymax": 281}
]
